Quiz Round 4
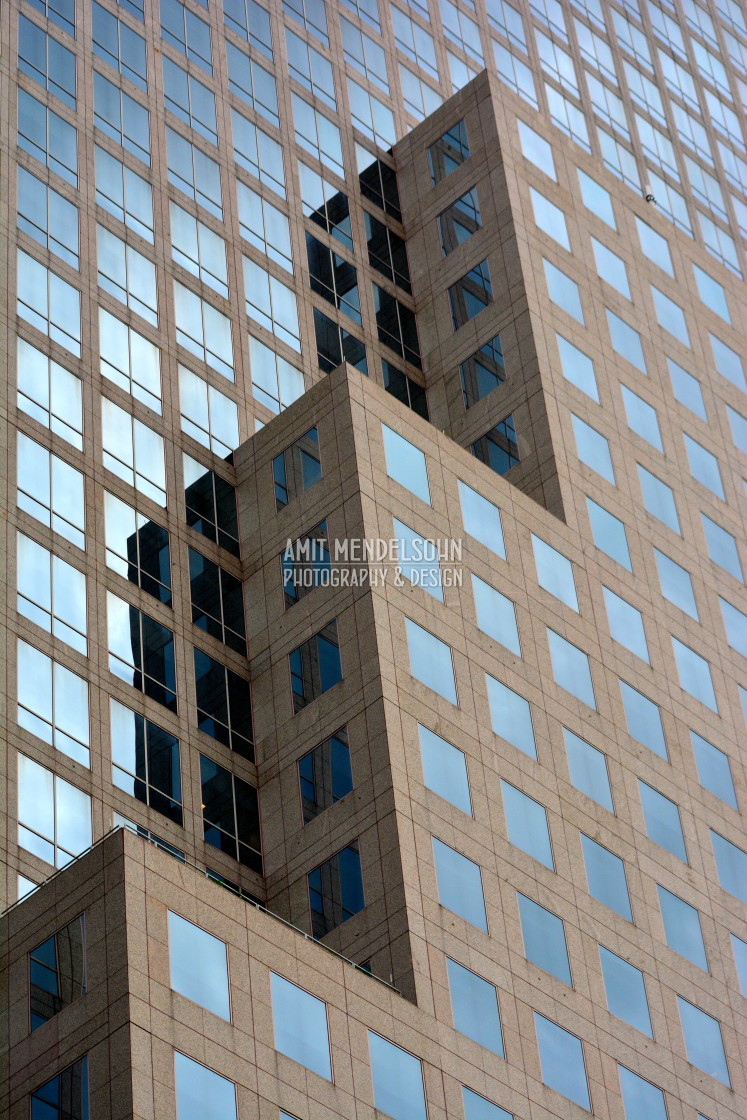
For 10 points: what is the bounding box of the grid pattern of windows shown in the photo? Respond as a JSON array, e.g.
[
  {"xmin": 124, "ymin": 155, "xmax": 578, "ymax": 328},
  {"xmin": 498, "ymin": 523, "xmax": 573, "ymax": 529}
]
[{"xmin": 5, "ymin": 1, "xmax": 747, "ymax": 1109}]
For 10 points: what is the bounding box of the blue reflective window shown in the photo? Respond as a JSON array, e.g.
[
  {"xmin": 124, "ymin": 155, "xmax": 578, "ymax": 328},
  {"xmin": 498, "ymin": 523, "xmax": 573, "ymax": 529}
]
[{"xmin": 446, "ymin": 957, "xmax": 504, "ymax": 1055}]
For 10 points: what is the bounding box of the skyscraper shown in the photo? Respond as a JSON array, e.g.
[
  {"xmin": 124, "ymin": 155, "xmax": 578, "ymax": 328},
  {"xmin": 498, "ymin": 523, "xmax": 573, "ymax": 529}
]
[{"xmin": 2, "ymin": 0, "xmax": 747, "ymax": 1118}]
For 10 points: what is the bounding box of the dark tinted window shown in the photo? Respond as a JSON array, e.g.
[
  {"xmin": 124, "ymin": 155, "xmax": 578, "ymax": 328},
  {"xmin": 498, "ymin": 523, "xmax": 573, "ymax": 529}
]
[
  {"xmin": 471, "ymin": 415, "xmax": 519, "ymax": 475},
  {"xmin": 194, "ymin": 648, "xmax": 254, "ymax": 760},
  {"xmin": 382, "ymin": 360, "xmax": 428, "ymax": 419},
  {"xmin": 283, "ymin": 520, "xmax": 330, "ymax": 606},
  {"xmin": 273, "ymin": 427, "xmax": 322, "ymax": 509},
  {"xmin": 200, "ymin": 754, "xmax": 262, "ymax": 872},
  {"xmin": 313, "ymin": 308, "xmax": 368, "ymax": 374},
  {"xmin": 308, "ymin": 843, "xmax": 364, "ymax": 936},
  {"xmin": 31, "ymin": 1057, "xmax": 88, "ymax": 1119},
  {"xmin": 373, "ymin": 284, "xmax": 421, "ymax": 368},
  {"xmin": 428, "ymin": 118, "xmax": 469, "ymax": 184},
  {"xmin": 184, "ymin": 455, "xmax": 240, "ymax": 556},
  {"xmin": 29, "ymin": 916, "xmax": 86, "ymax": 1031},
  {"xmin": 111, "ymin": 700, "xmax": 182, "ymax": 824},
  {"xmin": 460, "ymin": 333, "xmax": 505, "ymax": 407},
  {"xmin": 189, "ymin": 548, "xmax": 246, "ymax": 653},
  {"xmin": 365, "ymin": 212, "xmax": 411, "ymax": 292},
  {"xmin": 289, "ymin": 620, "xmax": 342, "ymax": 712},
  {"xmin": 299, "ymin": 727, "xmax": 353, "ymax": 822}
]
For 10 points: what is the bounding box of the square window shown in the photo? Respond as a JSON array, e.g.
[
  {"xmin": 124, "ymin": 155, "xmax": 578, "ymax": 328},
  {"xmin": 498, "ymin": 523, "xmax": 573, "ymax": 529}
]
[
  {"xmin": 18, "ymin": 89, "xmax": 78, "ymax": 186},
  {"xmin": 100, "ymin": 307, "xmax": 161, "ymax": 412},
  {"xmin": 712, "ymin": 830, "xmax": 747, "ymax": 902},
  {"xmin": 548, "ymin": 629, "xmax": 596, "ymax": 707},
  {"xmin": 273, "ymin": 427, "xmax": 321, "ymax": 510},
  {"xmin": 458, "ymin": 481, "xmax": 505, "ymax": 557},
  {"xmin": 439, "ymin": 187, "xmax": 482, "ymax": 254},
  {"xmin": 383, "ymin": 362, "xmax": 428, "ymax": 419},
  {"xmin": 394, "ymin": 518, "xmax": 443, "ymax": 600},
  {"xmin": 668, "ymin": 358, "xmax": 706, "ymax": 420},
  {"xmin": 556, "ymin": 334, "xmax": 599, "ymax": 401},
  {"xmin": 701, "ymin": 513, "xmax": 742, "ymax": 580},
  {"xmin": 501, "ymin": 780, "xmax": 553, "ymax": 867},
  {"xmin": 692, "ymin": 730, "xmax": 737, "ymax": 808},
  {"xmin": 107, "ymin": 592, "xmax": 176, "ymax": 710},
  {"xmin": 532, "ymin": 535, "xmax": 578, "ymax": 610},
  {"xmin": 433, "ymin": 837, "xmax": 487, "ymax": 930},
  {"xmin": 619, "ymin": 680, "xmax": 667, "ymax": 758},
  {"xmin": 179, "ymin": 366, "xmax": 239, "ymax": 457},
  {"xmin": 17, "ymin": 337, "xmax": 83, "ymax": 451},
  {"xmin": 564, "ymin": 728, "xmax": 613, "ymax": 810},
  {"xmin": 419, "ymin": 724, "xmax": 471, "ymax": 814},
  {"xmin": 635, "ymin": 216, "xmax": 673, "ymax": 273},
  {"xmin": 168, "ymin": 911, "xmax": 229, "ymax": 1019},
  {"xmin": 577, "ymin": 168, "xmax": 615, "ymax": 225},
  {"xmin": 18, "ymin": 752, "xmax": 92, "ymax": 868},
  {"xmin": 174, "ymin": 1053, "xmax": 236, "ymax": 1120},
  {"xmin": 369, "ymin": 1033, "xmax": 427, "ymax": 1120},
  {"xmin": 31, "ymin": 1058, "xmax": 88, "ymax": 1120},
  {"xmin": 638, "ymin": 465, "xmax": 680, "ymax": 533},
  {"xmin": 530, "ymin": 188, "xmax": 569, "ymax": 248},
  {"xmin": 694, "ymin": 264, "xmax": 730, "ymax": 321},
  {"xmin": 534, "ymin": 1014, "xmax": 590, "ymax": 1110},
  {"xmin": 731, "ymin": 934, "xmax": 747, "ymax": 996},
  {"xmin": 405, "ymin": 618, "xmax": 457, "ymax": 704},
  {"xmin": 184, "ymin": 455, "xmax": 240, "ymax": 556},
  {"xmin": 657, "ymin": 885, "xmax": 708, "ymax": 969},
  {"xmin": 486, "ymin": 675, "xmax": 536, "ymax": 757},
  {"xmin": 462, "ymin": 1087, "xmax": 512, "ymax": 1120},
  {"xmin": 189, "ymin": 548, "xmax": 246, "ymax": 654},
  {"xmin": 518, "ymin": 120, "xmax": 555, "ymax": 179},
  {"xmin": 599, "ymin": 946, "xmax": 652, "ymax": 1035},
  {"xmin": 17, "ymin": 249, "xmax": 81, "ymax": 357},
  {"xmin": 678, "ymin": 998, "xmax": 730, "ymax": 1085},
  {"xmin": 446, "ymin": 957, "xmax": 504, "ymax": 1055},
  {"xmin": 672, "ymin": 637, "xmax": 718, "ymax": 710},
  {"xmin": 518, "ymin": 893, "xmax": 571, "ymax": 983},
  {"xmin": 17, "ymin": 533, "xmax": 87, "ymax": 657},
  {"xmin": 572, "ymin": 414, "xmax": 615, "ymax": 483},
  {"xmin": 651, "ymin": 285, "xmax": 690, "ymax": 345},
  {"xmin": 581, "ymin": 834, "xmax": 632, "ymax": 920},
  {"xmin": 618, "ymin": 1067, "xmax": 667, "ymax": 1120},
  {"xmin": 592, "ymin": 237, "xmax": 630, "ymax": 297},
  {"xmin": 684, "ymin": 434, "xmax": 725, "ymax": 499},
  {"xmin": 459, "ymin": 333, "xmax": 506, "ymax": 407},
  {"xmin": 606, "ymin": 308, "xmax": 646, "ymax": 372},
  {"xmin": 111, "ymin": 698, "xmax": 182, "ymax": 824},
  {"xmin": 282, "ymin": 520, "xmax": 330, "ymax": 607},
  {"xmin": 382, "ymin": 424, "xmax": 430, "ymax": 503},
  {"xmin": 621, "ymin": 386, "xmax": 663, "ymax": 451},
  {"xmin": 654, "ymin": 549, "xmax": 698, "ymax": 618},
  {"xmin": 17, "ymin": 432, "xmax": 85, "ymax": 549},
  {"xmin": 639, "ymin": 780, "xmax": 688, "ymax": 861},
  {"xmin": 603, "ymin": 587, "xmax": 649, "ymax": 661},
  {"xmin": 586, "ymin": 498, "xmax": 631, "ymax": 570},
  {"xmin": 102, "ymin": 398, "xmax": 166, "ymax": 506},
  {"xmin": 472, "ymin": 575, "xmax": 521, "ymax": 654},
  {"xmin": 544, "ymin": 259, "xmax": 584, "ymax": 321},
  {"xmin": 17, "ymin": 166, "xmax": 79, "ymax": 269}
]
